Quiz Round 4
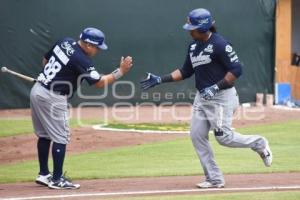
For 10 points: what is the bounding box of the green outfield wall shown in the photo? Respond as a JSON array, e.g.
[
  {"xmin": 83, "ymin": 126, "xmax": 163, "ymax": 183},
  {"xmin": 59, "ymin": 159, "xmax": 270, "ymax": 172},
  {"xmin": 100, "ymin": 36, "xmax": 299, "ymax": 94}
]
[{"xmin": 0, "ymin": 0, "xmax": 275, "ymax": 108}]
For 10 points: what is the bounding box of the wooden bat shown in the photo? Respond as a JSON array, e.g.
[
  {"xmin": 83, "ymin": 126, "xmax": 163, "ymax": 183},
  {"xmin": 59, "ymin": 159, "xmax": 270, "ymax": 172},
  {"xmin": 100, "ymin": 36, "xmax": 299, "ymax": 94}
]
[{"xmin": 1, "ymin": 67, "xmax": 36, "ymax": 82}]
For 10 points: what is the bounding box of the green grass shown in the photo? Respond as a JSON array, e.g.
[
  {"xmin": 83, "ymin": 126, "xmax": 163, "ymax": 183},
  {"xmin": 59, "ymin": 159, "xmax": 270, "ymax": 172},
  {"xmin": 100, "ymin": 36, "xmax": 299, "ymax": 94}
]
[
  {"xmin": 0, "ymin": 121, "xmax": 300, "ymax": 183},
  {"xmin": 103, "ymin": 122, "xmax": 189, "ymax": 131},
  {"xmin": 0, "ymin": 118, "xmax": 102, "ymax": 137},
  {"xmin": 106, "ymin": 191, "xmax": 300, "ymax": 200},
  {"xmin": 0, "ymin": 119, "xmax": 189, "ymax": 137},
  {"xmin": 0, "ymin": 119, "xmax": 34, "ymax": 137},
  {"xmin": 3, "ymin": 119, "xmax": 258, "ymax": 137}
]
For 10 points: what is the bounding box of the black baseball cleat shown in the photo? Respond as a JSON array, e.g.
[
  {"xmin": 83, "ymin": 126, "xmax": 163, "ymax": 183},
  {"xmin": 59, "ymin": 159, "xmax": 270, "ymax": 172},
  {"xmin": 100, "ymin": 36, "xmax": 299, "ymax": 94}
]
[{"xmin": 48, "ymin": 176, "xmax": 80, "ymax": 189}]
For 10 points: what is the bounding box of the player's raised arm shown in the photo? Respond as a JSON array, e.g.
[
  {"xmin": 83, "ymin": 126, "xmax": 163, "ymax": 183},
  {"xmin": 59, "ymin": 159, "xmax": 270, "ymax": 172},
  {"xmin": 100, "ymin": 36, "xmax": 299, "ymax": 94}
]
[
  {"xmin": 94, "ymin": 56, "xmax": 133, "ymax": 88},
  {"xmin": 140, "ymin": 44, "xmax": 195, "ymax": 91}
]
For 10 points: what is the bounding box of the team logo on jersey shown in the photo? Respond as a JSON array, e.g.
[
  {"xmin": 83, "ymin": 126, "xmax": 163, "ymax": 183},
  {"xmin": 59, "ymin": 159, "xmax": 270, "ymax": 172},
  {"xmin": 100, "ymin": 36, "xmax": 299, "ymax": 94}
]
[
  {"xmin": 189, "ymin": 43, "xmax": 212, "ymax": 68},
  {"xmin": 61, "ymin": 42, "xmax": 75, "ymax": 56},
  {"xmin": 90, "ymin": 70, "xmax": 100, "ymax": 80},
  {"xmin": 230, "ymin": 55, "xmax": 239, "ymax": 63},
  {"xmin": 190, "ymin": 51, "xmax": 212, "ymax": 67},
  {"xmin": 204, "ymin": 44, "xmax": 213, "ymax": 53},
  {"xmin": 225, "ymin": 44, "xmax": 239, "ymax": 63},
  {"xmin": 225, "ymin": 45, "xmax": 233, "ymax": 53},
  {"xmin": 190, "ymin": 44, "xmax": 197, "ymax": 51}
]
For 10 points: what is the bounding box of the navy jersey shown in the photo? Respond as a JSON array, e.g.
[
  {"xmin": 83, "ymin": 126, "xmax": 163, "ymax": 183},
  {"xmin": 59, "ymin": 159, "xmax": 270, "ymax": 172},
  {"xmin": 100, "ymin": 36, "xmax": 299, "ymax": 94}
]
[
  {"xmin": 37, "ymin": 37, "xmax": 101, "ymax": 96},
  {"xmin": 180, "ymin": 33, "xmax": 242, "ymax": 91}
]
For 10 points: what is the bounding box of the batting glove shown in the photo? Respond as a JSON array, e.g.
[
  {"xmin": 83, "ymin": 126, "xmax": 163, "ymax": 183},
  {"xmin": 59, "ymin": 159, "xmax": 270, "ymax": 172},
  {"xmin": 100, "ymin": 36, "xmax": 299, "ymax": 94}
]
[
  {"xmin": 140, "ymin": 73, "xmax": 161, "ymax": 90},
  {"xmin": 200, "ymin": 84, "xmax": 220, "ymax": 100}
]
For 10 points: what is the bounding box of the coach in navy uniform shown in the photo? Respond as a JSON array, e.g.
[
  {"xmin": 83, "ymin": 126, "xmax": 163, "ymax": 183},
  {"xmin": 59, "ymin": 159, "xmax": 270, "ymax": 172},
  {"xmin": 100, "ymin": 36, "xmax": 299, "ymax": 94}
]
[
  {"xmin": 141, "ymin": 8, "xmax": 272, "ymax": 188},
  {"xmin": 31, "ymin": 27, "xmax": 133, "ymax": 189}
]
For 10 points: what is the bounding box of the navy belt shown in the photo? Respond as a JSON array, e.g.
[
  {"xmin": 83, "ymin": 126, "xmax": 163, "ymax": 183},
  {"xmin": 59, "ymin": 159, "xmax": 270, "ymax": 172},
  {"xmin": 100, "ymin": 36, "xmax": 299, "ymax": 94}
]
[{"xmin": 39, "ymin": 82, "xmax": 67, "ymax": 96}]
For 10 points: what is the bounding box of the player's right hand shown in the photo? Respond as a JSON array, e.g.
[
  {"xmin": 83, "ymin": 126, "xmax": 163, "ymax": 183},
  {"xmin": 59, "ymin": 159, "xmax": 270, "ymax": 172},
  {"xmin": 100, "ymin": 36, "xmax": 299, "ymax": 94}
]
[
  {"xmin": 119, "ymin": 56, "xmax": 133, "ymax": 74},
  {"xmin": 140, "ymin": 73, "xmax": 161, "ymax": 90},
  {"xmin": 199, "ymin": 84, "xmax": 219, "ymax": 100}
]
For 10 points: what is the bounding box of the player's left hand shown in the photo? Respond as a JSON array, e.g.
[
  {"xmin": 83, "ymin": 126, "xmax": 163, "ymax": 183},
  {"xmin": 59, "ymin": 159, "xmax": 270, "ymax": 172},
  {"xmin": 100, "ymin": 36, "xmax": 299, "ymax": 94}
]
[{"xmin": 200, "ymin": 84, "xmax": 219, "ymax": 100}]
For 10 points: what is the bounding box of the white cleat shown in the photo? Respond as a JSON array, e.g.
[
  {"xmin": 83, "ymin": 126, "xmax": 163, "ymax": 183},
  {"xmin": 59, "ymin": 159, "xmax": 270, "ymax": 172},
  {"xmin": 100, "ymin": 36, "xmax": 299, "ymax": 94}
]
[
  {"xmin": 35, "ymin": 174, "xmax": 52, "ymax": 186},
  {"xmin": 196, "ymin": 181, "xmax": 225, "ymax": 188},
  {"xmin": 259, "ymin": 140, "xmax": 273, "ymax": 167}
]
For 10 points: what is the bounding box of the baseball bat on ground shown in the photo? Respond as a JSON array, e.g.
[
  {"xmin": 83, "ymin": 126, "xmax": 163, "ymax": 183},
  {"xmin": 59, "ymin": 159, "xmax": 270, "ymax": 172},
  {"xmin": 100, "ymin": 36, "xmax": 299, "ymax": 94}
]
[{"xmin": 1, "ymin": 67, "xmax": 36, "ymax": 82}]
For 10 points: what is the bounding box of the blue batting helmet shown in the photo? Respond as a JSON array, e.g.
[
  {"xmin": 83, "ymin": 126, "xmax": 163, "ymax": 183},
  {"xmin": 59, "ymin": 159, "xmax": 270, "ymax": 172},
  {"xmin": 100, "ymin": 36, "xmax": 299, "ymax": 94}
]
[
  {"xmin": 80, "ymin": 27, "xmax": 108, "ymax": 50},
  {"xmin": 183, "ymin": 8, "xmax": 214, "ymax": 32}
]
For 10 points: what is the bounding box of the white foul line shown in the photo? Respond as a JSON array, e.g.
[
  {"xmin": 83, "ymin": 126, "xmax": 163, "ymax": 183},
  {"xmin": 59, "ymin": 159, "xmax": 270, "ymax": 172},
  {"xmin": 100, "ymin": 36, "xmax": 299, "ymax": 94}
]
[
  {"xmin": 92, "ymin": 124, "xmax": 189, "ymax": 134},
  {"xmin": 3, "ymin": 185, "xmax": 300, "ymax": 200},
  {"xmin": 92, "ymin": 124, "xmax": 233, "ymax": 134}
]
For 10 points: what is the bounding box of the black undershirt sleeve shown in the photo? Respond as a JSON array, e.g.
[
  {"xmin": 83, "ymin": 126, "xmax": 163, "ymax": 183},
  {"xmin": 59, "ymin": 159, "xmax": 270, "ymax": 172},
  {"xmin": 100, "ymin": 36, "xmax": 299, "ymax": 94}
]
[
  {"xmin": 216, "ymin": 78, "xmax": 233, "ymax": 90},
  {"xmin": 161, "ymin": 74, "xmax": 173, "ymax": 83}
]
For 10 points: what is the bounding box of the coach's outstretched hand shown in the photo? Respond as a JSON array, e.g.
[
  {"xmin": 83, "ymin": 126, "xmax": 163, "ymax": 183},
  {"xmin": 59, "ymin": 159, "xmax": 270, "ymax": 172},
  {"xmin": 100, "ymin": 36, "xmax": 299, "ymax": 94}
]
[
  {"xmin": 119, "ymin": 56, "xmax": 133, "ymax": 74},
  {"xmin": 140, "ymin": 73, "xmax": 161, "ymax": 90}
]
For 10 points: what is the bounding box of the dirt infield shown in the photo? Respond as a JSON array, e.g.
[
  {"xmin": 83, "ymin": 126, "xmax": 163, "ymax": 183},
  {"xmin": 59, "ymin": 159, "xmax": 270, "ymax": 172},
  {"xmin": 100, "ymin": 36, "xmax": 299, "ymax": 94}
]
[
  {"xmin": 0, "ymin": 106, "xmax": 300, "ymax": 199},
  {"xmin": 0, "ymin": 128, "xmax": 184, "ymax": 164},
  {"xmin": 1, "ymin": 173, "xmax": 300, "ymax": 199}
]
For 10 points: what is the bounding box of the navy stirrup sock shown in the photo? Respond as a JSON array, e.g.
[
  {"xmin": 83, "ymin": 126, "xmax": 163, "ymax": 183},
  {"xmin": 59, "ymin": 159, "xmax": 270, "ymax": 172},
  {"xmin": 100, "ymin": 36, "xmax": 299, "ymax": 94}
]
[
  {"xmin": 52, "ymin": 142, "xmax": 66, "ymax": 181},
  {"xmin": 37, "ymin": 138, "xmax": 51, "ymax": 175}
]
